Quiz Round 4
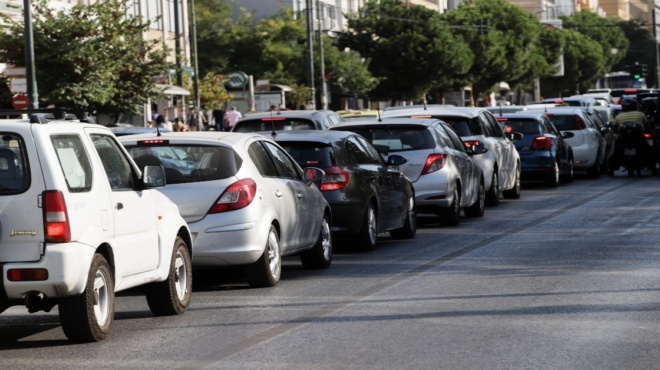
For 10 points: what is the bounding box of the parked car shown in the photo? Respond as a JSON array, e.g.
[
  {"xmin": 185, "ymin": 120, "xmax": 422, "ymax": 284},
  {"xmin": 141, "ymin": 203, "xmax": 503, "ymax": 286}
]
[
  {"xmin": 110, "ymin": 125, "xmax": 171, "ymax": 136},
  {"xmin": 485, "ymin": 105, "xmax": 528, "ymax": 116},
  {"xmin": 269, "ymin": 130, "xmax": 416, "ymax": 251},
  {"xmin": 232, "ymin": 110, "xmax": 344, "ymax": 133},
  {"xmin": 533, "ymin": 96, "xmax": 597, "ymax": 107},
  {"xmin": 118, "ymin": 131, "xmax": 333, "ymax": 288},
  {"xmin": 0, "ymin": 110, "xmax": 193, "ymax": 343},
  {"xmin": 330, "ymin": 117, "xmax": 487, "ymax": 226},
  {"xmin": 524, "ymin": 107, "xmax": 607, "ymax": 177},
  {"xmin": 337, "ymin": 109, "xmax": 381, "ymax": 121},
  {"xmin": 381, "ymin": 106, "xmax": 522, "ymax": 206},
  {"xmin": 496, "ymin": 112, "xmax": 574, "ymax": 186}
]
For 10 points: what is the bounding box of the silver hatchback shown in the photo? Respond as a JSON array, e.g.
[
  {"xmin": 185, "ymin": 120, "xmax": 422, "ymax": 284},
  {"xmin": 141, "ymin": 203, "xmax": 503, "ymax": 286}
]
[
  {"xmin": 330, "ymin": 118, "xmax": 486, "ymax": 226},
  {"xmin": 118, "ymin": 132, "xmax": 333, "ymax": 288}
]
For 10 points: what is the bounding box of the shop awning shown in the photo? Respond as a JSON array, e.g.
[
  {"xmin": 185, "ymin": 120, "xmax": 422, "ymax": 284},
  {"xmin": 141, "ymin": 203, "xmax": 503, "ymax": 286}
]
[{"xmin": 155, "ymin": 84, "xmax": 191, "ymax": 96}]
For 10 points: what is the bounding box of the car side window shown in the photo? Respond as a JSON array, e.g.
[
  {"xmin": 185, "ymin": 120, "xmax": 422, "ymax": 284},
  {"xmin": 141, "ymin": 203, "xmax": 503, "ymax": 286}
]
[
  {"xmin": 354, "ymin": 136, "xmax": 384, "ymax": 164},
  {"xmin": 345, "ymin": 136, "xmax": 375, "ymax": 164},
  {"xmin": 248, "ymin": 142, "xmax": 279, "ymax": 177},
  {"xmin": 483, "ymin": 112, "xmax": 507, "ymax": 139},
  {"xmin": 433, "ymin": 124, "xmax": 455, "ymax": 149},
  {"xmin": 542, "ymin": 118, "xmax": 558, "ymax": 135},
  {"xmin": 261, "ymin": 141, "xmax": 303, "ymax": 180},
  {"xmin": 442, "ymin": 124, "xmax": 468, "ymax": 153},
  {"xmin": 479, "ymin": 113, "xmax": 495, "ymax": 137},
  {"xmin": 51, "ymin": 134, "xmax": 92, "ymax": 193},
  {"xmin": 91, "ymin": 134, "xmax": 136, "ymax": 190}
]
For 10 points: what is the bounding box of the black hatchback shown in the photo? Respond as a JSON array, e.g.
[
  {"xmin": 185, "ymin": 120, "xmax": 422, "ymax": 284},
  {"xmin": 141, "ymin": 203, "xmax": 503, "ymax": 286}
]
[{"xmin": 269, "ymin": 130, "xmax": 416, "ymax": 251}]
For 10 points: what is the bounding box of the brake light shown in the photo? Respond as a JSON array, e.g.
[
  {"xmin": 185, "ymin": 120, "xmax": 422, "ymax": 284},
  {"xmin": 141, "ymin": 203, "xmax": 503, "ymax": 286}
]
[
  {"xmin": 644, "ymin": 133, "xmax": 652, "ymax": 139},
  {"xmin": 553, "ymin": 99, "xmax": 564, "ymax": 104},
  {"xmin": 137, "ymin": 139, "xmax": 170, "ymax": 146},
  {"xmin": 574, "ymin": 115, "xmax": 586, "ymax": 129},
  {"xmin": 463, "ymin": 140, "xmax": 483, "ymax": 149},
  {"xmin": 7, "ymin": 268, "xmax": 48, "ymax": 281},
  {"xmin": 422, "ymin": 154, "xmax": 447, "ymax": 174},
  {"xmin": 531, "ymin": 136, "xmax": 552, "ymax": 150},
  {"xmin": 320, "ymin": 166, "xmax": 349, "ymax": 191},
  {"xmin": 624, "ymin": 89, "xmax": 637, "ymax": 93},
  {"xmin": 496, "ymin": 117, "xmax": 508, "ymax": 122},
  {"xmin": 208, "ymin": 178, "xmax": 257, "ymax": 213},
  {"xmin": 43, "ymin": 190, "xmax": 71, "ymax": 243},
  {"xmin": 261, "ymin": 117, "xmax": 286, "ymax": 121}
]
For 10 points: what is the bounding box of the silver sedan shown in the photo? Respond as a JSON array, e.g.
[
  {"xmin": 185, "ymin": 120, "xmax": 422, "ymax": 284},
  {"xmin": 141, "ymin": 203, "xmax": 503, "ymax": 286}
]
[{"xmin": 118, "ymin": 131, "xmax": 332, "ymax": 287}]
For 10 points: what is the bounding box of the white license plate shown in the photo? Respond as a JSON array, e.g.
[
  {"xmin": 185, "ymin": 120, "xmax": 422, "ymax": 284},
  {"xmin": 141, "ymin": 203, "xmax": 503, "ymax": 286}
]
[{"xmin": 624, "ymin": 148, "xmax": 636, "ymax": 156}]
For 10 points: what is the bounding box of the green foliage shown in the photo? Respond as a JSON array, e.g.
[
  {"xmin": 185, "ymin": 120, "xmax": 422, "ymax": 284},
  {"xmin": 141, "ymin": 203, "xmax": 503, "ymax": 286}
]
[
  {"xmin": 198, "ymin": 72, "xmax": 232, "ymax": 110},
  {"xmin": 341, "ymin": 0, "xmax": 472, "ymax": 101},
  {"xmin": 613, "ymin": 20, "xmax": 655, "ymax": 86},
  {"xmin": 0, "ymin": 0, "xmax": 169, "ymax": 120},
  {"xmin": 444, "ymin": 0, "xmax": 554, "ymax": 98}
]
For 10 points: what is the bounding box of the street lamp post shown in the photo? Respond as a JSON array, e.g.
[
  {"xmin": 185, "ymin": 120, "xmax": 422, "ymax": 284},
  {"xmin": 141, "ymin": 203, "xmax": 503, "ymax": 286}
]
[
  {"xmin": 305, "ymin": 0, "xmax": 316, "ymax": 109},
  {"xmin": 24, "ymin": 0, "xmax": 38, "ymax": 109},
  {"xmin": 189, "ymin": 0, "xmax": 200, "ymax": 112},
  {"xmin": 317, "ymin": 0, "xmax": 328, "ymax": 110}
]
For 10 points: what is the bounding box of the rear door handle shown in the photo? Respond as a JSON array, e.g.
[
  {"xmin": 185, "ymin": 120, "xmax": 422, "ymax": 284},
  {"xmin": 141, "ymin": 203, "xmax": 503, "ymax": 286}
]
[
  {"xmin": 296, "ymin": 192, "xmax": 303, "ymax": 199},
  {"xmin": 275, "ymin": 190, "xmax": 283, "ymax": 198}
]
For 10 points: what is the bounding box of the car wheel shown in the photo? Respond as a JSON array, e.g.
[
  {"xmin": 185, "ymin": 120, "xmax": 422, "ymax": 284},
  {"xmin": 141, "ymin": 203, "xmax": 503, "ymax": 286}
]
[
  {"xmin": 59, "ymin": 253, "xmax": 115, "ymax": 343},
  {"xmin": 546, "ymin": 161, "xmax": 560, "ymax": 187},
  {"xmin": 245, "ymin": 225, "xmax": 281, "ymax": 287},
  {"xmin": 503, "ymin": 165, "xmax": 521, "ymax": 199},
  {"xmin": 440, "ymin": 188, "xmax": 461, "ymax": 226},
  {"xmin": 561, "ymin": 157, "xmax": 574, "ymax": 183},
  {"xmin": 355, "ymin": 202, "xmax": 378, "ymax": 251},
  {"xmin": 485, "ymin": 171, "xmax": 499, "ymax": 206},
  {"xmin": 464, "ymin": 178, "xmax": 485, "ymax": 217},
  {"xmin": 300, "ymin": 214, "xmax": 332, "ymax": 269},
  {"xmin": 146, "ymin": 237, "xmax": 192, "ymax": 316},
  {"xmin": 390, "ymin": 194, "xmax": 417, "ymax": 239}
]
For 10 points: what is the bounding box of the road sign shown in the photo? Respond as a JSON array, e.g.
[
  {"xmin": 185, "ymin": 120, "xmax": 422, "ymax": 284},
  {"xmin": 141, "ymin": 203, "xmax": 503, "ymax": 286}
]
[
  {"xmin": 11, "ymin": 95, "xmax": 29, "ymax": 109},
  {"xmin": 225, "ymin": 71, "xmax": 249, "ymax": 90}
]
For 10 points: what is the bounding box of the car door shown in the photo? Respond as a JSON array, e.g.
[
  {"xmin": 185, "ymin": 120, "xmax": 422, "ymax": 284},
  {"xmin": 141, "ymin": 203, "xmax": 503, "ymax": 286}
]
[
  {"xmin": 481, "ymin": 111, "xmax": 516, "ymax": 186},
  {"xmin": 88, "ymin": 131, "xmax": 160, "ymax": 277},
  {"xmin": 437, "ymin": 123, "xmax": 479, "ymax": 206},
  {"xmin": 543, "ymin": 118, "xmax": 569, "ymax": 164},
  {"xmin": 260, "ymin": 140, "xmax": 321, "ymax": 250}
]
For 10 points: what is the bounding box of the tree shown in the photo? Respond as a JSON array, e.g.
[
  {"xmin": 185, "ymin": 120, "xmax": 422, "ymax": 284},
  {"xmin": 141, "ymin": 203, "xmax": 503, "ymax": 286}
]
[
  {"xmin": 198, "ymin": 72, "xmax": 232, "ymax": 110},
  {"xmin": 0, "ymin": 0, "xmax": 170, "ymax": 122},
  {"xmin": 340, "ymin": 0, "xmax": 472, "ymax": 102},
  {"xmin": 613, "ymin": 20, "xmax": 656, "ymax": 86},
  {"xmin": 444, "ymin": 0, "xmax": 554, "ymax": 100}
]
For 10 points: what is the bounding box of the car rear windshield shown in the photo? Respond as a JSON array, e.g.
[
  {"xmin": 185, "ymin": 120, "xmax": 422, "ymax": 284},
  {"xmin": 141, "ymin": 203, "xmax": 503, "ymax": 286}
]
[
  {"xmin": 545, "ymin": 115, "xmax": 581, "ymax": 131},
  {"xmin": 501, "ymin": 119, "xmax": 542, "ymax": 135},
  {"xmin": 233, "ymin": 118, "xmax": 315, "ymax": 132},
  {"xmin": 344, "ymin": 126, "xmax": 435, "ymax": 152},
  {"xmin": 125, "ymin": 144, "xmax": 242, "ymax": 184},
  {"xmin": 0, "ymin": 133, "xmax": 29, "ymax": 194},
  {"xmin": 277, "ymin": 142, "xmax": 334, "ymax": 168}
]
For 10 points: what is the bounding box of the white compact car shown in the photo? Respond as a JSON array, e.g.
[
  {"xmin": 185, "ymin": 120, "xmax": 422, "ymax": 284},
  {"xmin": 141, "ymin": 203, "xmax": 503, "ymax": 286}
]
[
  {"xmin": 0, "ymin": 110, "xmax": 193, "ymax": 343},
  {"xmin": 118, "ymin": 131, "xmax": 333, "ymax": 288}
]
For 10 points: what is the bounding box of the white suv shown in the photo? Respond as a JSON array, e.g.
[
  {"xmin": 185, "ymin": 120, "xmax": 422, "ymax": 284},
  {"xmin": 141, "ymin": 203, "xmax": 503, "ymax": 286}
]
[{"xmin": 0, "ymin": 111, "xmax": 193, "ymax": 342}]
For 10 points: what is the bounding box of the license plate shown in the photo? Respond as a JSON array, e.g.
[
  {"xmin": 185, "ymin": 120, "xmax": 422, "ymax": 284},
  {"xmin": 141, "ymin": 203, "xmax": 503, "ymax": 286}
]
[{"xmin": 624, "ymin": 148, "xmax": 636, "ymax": 156}]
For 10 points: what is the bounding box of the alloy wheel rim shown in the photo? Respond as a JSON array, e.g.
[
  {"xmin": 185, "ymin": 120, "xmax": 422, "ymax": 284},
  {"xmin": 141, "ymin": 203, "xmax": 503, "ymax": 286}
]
[
  {"xmin": 368, "ymin": 206, "xmax": 377, "ymax": 244},
  {"xmin": 93, "ymin": 269, "xmax": 110, "ymax": 326},
  {"xmin": 268, "ymin": 230, "xmax": 281, "ymax": 280},
  {"xmin": 174, "ymin": 250, "xmax": 188, "ymax": 301},
  {"xmin": 321, "ymin": 218, "xmax": 331, "ymax": 260}
]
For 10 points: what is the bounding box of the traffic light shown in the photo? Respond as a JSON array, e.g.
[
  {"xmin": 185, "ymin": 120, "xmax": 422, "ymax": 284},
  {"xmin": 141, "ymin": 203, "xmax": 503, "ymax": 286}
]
[{"xmin": 631, "ymin": 63, "xmax": 642, "ymax": 79}]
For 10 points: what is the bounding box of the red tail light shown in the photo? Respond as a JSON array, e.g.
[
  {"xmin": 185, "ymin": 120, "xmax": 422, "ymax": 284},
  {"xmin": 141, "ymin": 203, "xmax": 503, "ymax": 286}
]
[
  {"xmin": 496, "ymin": 117, "xmax": 508, "ymax": 122},
  {"xmin": 574, "ymin": 115, "xmax": 586, "ymax": 130},
  {"xmin": 644, "ymin": 133, "xmax": 652, "ymax": 139},
  {"xmin": 320, "ymin": 166, "xmax": 349, "ymax": 191},
  {"xmin": 531, "ymin": 136, "xmax": 552, "ymax": 150},
  {"xmin": 43, "ymin": 190, "xmax": 71, "ymax": 243},
  {"xmin": 463, "ymin": 140, "xmax": 483, "ymax": 149},
  {"xmin": 422, "ymin": 154, "xmax": 447, "ymax": 174},
  {"xmin": 209, "ymin": 178, "xmax": 257, "ymax": 213}
]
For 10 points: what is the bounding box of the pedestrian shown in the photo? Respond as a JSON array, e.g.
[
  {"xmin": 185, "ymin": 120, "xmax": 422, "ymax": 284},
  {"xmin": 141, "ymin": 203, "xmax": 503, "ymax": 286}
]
[
  {"xmin": 212, "ymin": 109, "xmax": 226, "ymax": 131},
  {"xmin": 186, "ymin": 107, "xmax": 207, "ymax": 131},
  {"xmin": 172, "ymin": 116, "xmax": 188, "ymax": 132},
  {"xmin": 225, "ymin": 106, "xmax": 242, "ymax": 131}
]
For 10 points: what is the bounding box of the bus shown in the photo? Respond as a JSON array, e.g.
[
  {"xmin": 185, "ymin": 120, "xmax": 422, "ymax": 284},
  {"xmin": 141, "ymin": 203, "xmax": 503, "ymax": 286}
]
[{"xmin": 596, "ymin": 71, "xmax": 646, "ymax": 90}]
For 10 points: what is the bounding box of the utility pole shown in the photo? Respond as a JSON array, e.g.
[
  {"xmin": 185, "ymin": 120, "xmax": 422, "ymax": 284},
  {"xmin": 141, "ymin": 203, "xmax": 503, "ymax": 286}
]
[
  {"xmin": 317, "ymin": 0, "xmax": 328, "ymax": 110},
  {"xmin": 653, "ymin": 4, "xmax": 660, "ymax": 88},
  {"xmin": 24, "ymin": 0, "xmax": 38, "ymax": 109},
  {"xmin": 305, "ymin": 0, "xmax": 316, "ymax": 109},
  {"xmin": 173, "ymin": 0, "xmax": 182, "ymax": 88},
  {"xmin": 190, "ymin": 0, "xmax": 200, "ymax": 111}
]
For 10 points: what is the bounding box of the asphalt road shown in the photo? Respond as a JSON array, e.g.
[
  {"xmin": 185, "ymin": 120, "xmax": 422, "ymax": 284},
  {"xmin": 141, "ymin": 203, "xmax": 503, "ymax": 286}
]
[{"xmin": 2, "ymin": 171, "xmax": 660, "ymax": 369}]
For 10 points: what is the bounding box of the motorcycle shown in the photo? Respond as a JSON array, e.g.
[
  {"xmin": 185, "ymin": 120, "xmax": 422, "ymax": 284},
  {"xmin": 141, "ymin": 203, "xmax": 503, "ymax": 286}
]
[{"xmin": 618, "ymin": 122, "xmax": 647, "ymax": 177}]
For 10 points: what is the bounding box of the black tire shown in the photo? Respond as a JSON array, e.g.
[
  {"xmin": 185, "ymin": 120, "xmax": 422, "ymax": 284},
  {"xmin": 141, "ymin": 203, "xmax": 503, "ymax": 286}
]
[
  {"xmin": 561, "ymin": 157, "xmax": 574, "ymax": 183},
  {"xmin": 464, "ymin": 178, "xmax": 485, "ymax": 218},
  {"xmin": 59, "ymin": 253, "xmax": 115, "ymax": 343},
  {"xmin": 390, "ymin": 194, "xmax": 417, "ymax": 239},
  {"xmin": 146, "ymin": 237, "xmax": 192, "ymax": 316},
  {"xmin": 300, "ymin": 214, "xmax": 332, "ymax": 268},
  {"xmin": 355, "ymin": 201, "xmax": 378, "ymax": 251},
  {"xmin": 245, "ymin": 225, "xmax": 281, "ymax": 287},
  {"xmin": 503, "ymin": 165, "xmax": 521, "ymax": 199},
  {"xmin": 440, "ymin": 188, "xmax": 461, "ymax": 226},
  {"xmin": 485, "ymin": 171, "xmax": 499, "ymax": 206},
  {"xmin": 546, "ymin": 161, "xmax": 560, "ymax": 187}
]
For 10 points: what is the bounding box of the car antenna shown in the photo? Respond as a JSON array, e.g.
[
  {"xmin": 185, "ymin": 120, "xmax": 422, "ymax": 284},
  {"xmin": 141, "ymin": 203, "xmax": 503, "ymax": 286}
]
[
  {"xmin": 499, "ymin": 103, "xmax": 503, "ymax": 117},
  {"xmin": 423, "ymin": 99, "xmax": 427, "ymax": 110},
  {"xmin": 269, "ymin": 101, "xmax": 277, "ymax": 138},
  {"xmin": 377, "ymin": 107, "xmax": 382, "ymax": 122}
]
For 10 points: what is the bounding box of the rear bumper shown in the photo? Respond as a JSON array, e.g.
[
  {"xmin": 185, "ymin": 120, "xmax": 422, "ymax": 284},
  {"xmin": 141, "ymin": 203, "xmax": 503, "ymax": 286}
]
[
  {"xmin": 520, "ymin": 152, "xmax": 555, "ymax": 180},
  {"xmin": 1, "ymin": 242, "xmax": 95, "ymax": 304}
]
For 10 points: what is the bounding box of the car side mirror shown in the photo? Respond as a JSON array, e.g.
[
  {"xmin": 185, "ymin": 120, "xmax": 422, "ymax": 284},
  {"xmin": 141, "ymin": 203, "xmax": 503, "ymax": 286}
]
[
  {"xmin": 508, "ymin": 132, "xmax": 523, "ymax": 141},
  {"xmin": 142, "ymin": 164, "xmax": 165, "ymax": 188},
  {"xmin": 386, "ymin": 154, "xmax": 407, "ymax": 166},
  {"xmin": 561, "ymin": 131, "xmax": 575, "ymax": 139}
]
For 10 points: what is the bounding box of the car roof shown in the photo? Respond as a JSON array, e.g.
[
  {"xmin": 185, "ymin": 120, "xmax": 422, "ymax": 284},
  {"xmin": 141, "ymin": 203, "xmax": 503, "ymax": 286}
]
[
  {"xmin": 115, "ymin": 131, "xmax": 265, "ymax": 147},
  {"xmin": 264, "ymin": 129, "xmax": 355, "ymax": 145},
  {"xmin": 498, "ymin": 112, "xmax": 548, "ymax": 120},
  {"xmin": 240, "ymin": 110, "xmax": 335, "ymax": 120},
  {"xmin": 380, "ymin": 106, "xmax": 481, "ymax": 119},
  {"xmin": 330, "ymin": 117, "xmax": 442, "ymax": 128},
  {"xmin": 383, "ymin": 104, "xmax": 455, "ymax": 111},
  {"xmin": 110, "ymin": 126, "xmax": 171, "ymax": 136},
  {"xmin": 525, "ymin": 107, "xmax": 588, "ymax": 115}
]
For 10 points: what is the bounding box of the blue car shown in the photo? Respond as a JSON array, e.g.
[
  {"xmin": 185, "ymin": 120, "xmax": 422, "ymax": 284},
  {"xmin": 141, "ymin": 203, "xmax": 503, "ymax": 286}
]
[{"xmin": 496, "ymin": 112, "xmax": 574, "ymax": 187}]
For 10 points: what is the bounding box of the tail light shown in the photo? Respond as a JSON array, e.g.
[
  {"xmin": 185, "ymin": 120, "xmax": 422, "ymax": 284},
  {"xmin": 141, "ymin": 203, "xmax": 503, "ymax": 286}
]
[
  {"xmin": 496, "ymin": 117, "xmax": 508, "ymax": 122},
  {"xmin": 463, "ymin": 140, "xmax": 483, "ymax": 149},
  {"xmin": 644, "ymin": 133, "xmax": 652, "ymax": 139},
  {"xmin": 209, "ymin": 178, "xmax": 257, "ymax": 214},
  {"xmin": 574, "ymin": 115, "xmax": 586, "ymax": 130},
  {"xmin": 43, "ymin": 190, "xmax": 71, "ymax": 243},
  {"xmin": 320, "ymin": 166, "xmax": 349, "ymax": 191},
  {"xmin": 422, "ymin": 154, "xmax": 447, "ymax": 174},
  {"xmin": 531, "ymin": 136, "xmax": 552, "ymax": 150}
]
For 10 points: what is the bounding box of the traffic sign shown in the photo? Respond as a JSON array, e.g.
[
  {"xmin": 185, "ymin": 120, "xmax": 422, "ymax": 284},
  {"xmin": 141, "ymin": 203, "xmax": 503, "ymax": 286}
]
[
  {"xmin": 11, "ymin": 95, "xmax": 29, "ymax": 109},
  {"xmin": 225, "ymin": 71, "xmax": 249, "ymax": 90}
]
